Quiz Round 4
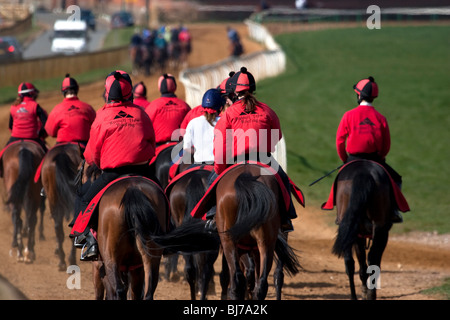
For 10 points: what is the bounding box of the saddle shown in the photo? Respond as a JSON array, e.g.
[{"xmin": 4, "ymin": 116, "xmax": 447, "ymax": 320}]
[
  {"xmin": 321, "ymin": 160, "xmax": 410, "ymax": 212},
  {"xmin": 70, "ymin": 175, "xmax": 168, "ymax": 237},
  {"xmin": 190, "ymin": 161, "xmax": 305, "ymax": 220},
  {"xmin": 164, "ymin": 164, "xmax": 214, "ymax": 197}
]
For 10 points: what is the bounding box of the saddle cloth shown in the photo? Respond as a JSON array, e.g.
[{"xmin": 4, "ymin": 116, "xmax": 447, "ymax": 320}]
[
  {"xmin": 0, "ymin": 139, "xmax": 44, "ymax": 177},
  {"xmin": 190, "ymin": 161, "xmax": 305, "ymax": 220},
  {"xmin": 321, "ymin": 160, "xmax": 410, "ymax": 212},
  {"xmin": 70, "ymin": 175, "xmax": 168, "ymax": 237}
]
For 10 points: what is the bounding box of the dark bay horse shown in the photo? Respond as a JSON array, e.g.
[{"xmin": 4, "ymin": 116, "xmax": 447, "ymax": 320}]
[
  {"xmin": 332, "ymin": 159, "xmax": 395, "ymax": 300},
  {"xmin": 166, "ymin": 166, "xmax": 219, "ymax": 300},
  {"xmin": 78, "ymin": 163, "xmax": 170, "ymax": 300},
  {"xmin": 39, "ymin": 143, "xmax": 82, "ymax": 271},
  {"xmin": 214, "ymin": 164, "xmax": 300, "ymax": 300},
  {"xmin": 0, "ymin": 140, "xmax": 45, "ymax": 263}
]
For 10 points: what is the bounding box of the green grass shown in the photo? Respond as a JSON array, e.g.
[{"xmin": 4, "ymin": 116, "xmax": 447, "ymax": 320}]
[
  {"xmin": 422, "ymin": 277, "xmax": 450, "ymax": 300},
  {"xmin": 255, "ymin": 25, "xmax": 450, "ymax": 234}
]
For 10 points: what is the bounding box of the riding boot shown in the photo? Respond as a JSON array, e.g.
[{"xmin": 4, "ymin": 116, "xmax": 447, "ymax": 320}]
[
  {"xmin": 204, "ymin": 170, "xmax": 218, "ymax": 232},
  {"xmin": 80, "ymin": 231, "xmax": 98, "ymax": 261},
  {"xmin": 391, "ymin": 182, "xmax": 403, "ymax": 224},
  {"xmin": 40, "ymin": 187, "xmax": 46, "ymax": 197}
]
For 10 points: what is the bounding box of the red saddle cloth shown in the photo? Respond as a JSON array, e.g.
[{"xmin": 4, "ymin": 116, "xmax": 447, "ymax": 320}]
[
  {"xmin": 33, "ymin": 142, "xmax": 84, "ymax": 183},
  {"xmin": 321, "ymin": 160, "xmax": 410, "ymax": 212},
  {"xmin": 164, "ymin": 164, "xmax": 214, "ymax": 196},
  {"xmin": 70, "ymin": 175, "xmax": 168, "ymax": 237},
  {"xmin": 190, "ymin": 161, "xmax": 305, "ymax": 220}
]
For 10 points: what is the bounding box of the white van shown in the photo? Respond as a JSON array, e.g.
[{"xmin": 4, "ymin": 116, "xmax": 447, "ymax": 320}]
[{"xmin": 51, "ymin": 20, "xmax": 89, "ymax": 54}]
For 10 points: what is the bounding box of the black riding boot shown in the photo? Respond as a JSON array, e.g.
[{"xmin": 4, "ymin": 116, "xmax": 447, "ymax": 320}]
[
  {"xmin": 392, "ymin": 182, "xmax": 403, "ymax": 223},
  {"xmin": 80, "ymin": 230, "xmax": 98, "ymax": 261}
]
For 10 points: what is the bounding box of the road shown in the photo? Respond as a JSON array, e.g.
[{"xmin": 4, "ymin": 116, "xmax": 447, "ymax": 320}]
[{"xmin": 23, "ymin": 12, "xmax": 109, "ymax": 60}]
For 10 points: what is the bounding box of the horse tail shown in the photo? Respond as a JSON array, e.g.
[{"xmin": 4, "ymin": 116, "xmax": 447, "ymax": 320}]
[
  {"xmin": 122, "ymin": 187, "xmax": 163, "ymax": 250},
  {"xmin": 332, "ymin": 172, "xmax": 376, "ymax": 258},
  {"xmin": 54, "ymin": 153, "xmax": 77, "ymax": 220},
  {"xmin": 183, "ymin": 173, "xmax": 207, "ymax": 222},
  {"xmin": 7, "ymin": 148, "xmax": 34, "ymax": 206},
  {"xmin": 275, "ymin": 233, "xmax": 301, "ymax": 276},
  {"xmin": 228, "ymin": 172, "xmax": 276, "ymax": 242}
]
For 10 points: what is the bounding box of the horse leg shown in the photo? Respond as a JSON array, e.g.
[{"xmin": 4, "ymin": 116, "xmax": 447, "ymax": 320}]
[
  {"xmin": 222, "ymin": 241, "xmax": 246, "ymax": 300},
  {"xmin": 38, "ymin": 196, "xmax": 45, "ymax": 241},
  {"xmin": 92, "ymin": 261, "xmax": 106, "ymax": 300},
  {"xmin": 197, "ymin": 250, "xmax": 219, "ymax": 300},
  {"xmin": 102, "ymin": 251, "xmax": 127, "ymax": 300},
  {"xmin": 253, "ymin": 244, "xmax": 275, "ymax": 301},
  {"xmin": 10, "ymin": 206, "xmax": 24, "ymax": 261},
  {"xmin": 138, "ymin": 241, "xmax": 162, "ymax": 300},
  {"xmin": 129, "ymin": 267, "xmax": 144, "ymax": 300},
  {"xmin": 354, "ymin": 237, "xmax": 368, "ymax": 299},
  {"xmin": 242, "ymin": 254, "xmax": 255, "ymax": 300},
  {"xmin": 343, "ymin": 247, "xmax": 357, "ymax": 300},
  {"xmin": 183, "ymin": 253, "xmax": 197, "ymax": 300},
  {"xmin": 219, "ymin": 252, "xmax": 230, "ymax": 300},
  {"xmin": 23, "ymin": 207, "xmax": 38, "ymax": 263},
  {"xmin": 52, "ymin": 212, "xmax": 67, "ymax": 271},
  {"xmin": 366, "ymin": 225, "xmax": 390, "ymax": 300},
  {"xmin": 273, "ymin": 233, "xmax": 287, "ymax": 300},
  {"xmin": 164, "ymin": 254, "xmax": 180, "ymax": 281}
]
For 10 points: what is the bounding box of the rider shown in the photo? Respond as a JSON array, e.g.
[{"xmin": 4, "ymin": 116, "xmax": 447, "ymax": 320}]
[
  {"xmin": 336, "ymin": 76, "xmax": 403, "ymax": 223},
  {"xmin": 183, "ymin": 88, "xmax": 225, "ymax": 167},
  {"xmin": 145, "ymin": 74, "xmax": 190, "ymax": 145},
  {"xmin": 45, "ymin": 74, "xmax": 96, "ymax": 147},
  {"xmin": 72, "ymin": 70, "xmax": 157, "ymax": 261},
  {"xmin": 132, "ymin": 81, "xmax": 150, "ymax": 109},
  {"xmin": 207, "ymin": 67, "xmax": 297, "ymax": 232},
  {"xmin": 7, "ymin": 82, "xmax": 48, "ymax": 152}
]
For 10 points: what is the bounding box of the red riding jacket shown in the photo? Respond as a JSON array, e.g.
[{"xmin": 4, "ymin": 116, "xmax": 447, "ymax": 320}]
[
  {"xmin": 213, "ymin": 98, "xmax": 281, "ymax": 175},
  {"xmin": 145, "ymin": 94, "xmax": 190, "ymax": 144},
  {"xmin": 9, "ymin": 96, "xmax": 47, "ymax": 139},
  {"xmin": 336, "ymin": 102, "xmax": 390, "ymax": 162},
  {"xmin": 45, "ymin": 96, "xmax": 96, "ymax": 143},
  {"xmin": 84, "ymin": 101, "xmax": 156, "ymax": 170}
]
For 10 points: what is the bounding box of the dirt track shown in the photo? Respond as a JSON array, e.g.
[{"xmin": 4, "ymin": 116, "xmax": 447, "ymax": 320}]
[{"xmin": 0, "ymin": 22, "xmax": 449, "ymax": 300}]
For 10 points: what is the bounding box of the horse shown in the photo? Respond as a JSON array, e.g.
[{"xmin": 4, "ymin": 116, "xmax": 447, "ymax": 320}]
[
  {"xmin": 215, "ymin": 164, "xmax": 300, "ymax": 300},
  {"xmin": 77, "ymin": 162, "xmax": 170, "ymax": 300},
  {"xmin": 39, "ymin": 142, "xmax": 83, "ymax": 271},
  {"xmin": 0, "ymin": 140, "xmax": 46, "ymax": 263},
  {"xmin": 332, "ymin": 159, "xmax": 396, "ymax": 300},
  {"xmin": 165, "ymin": 166, "xmax": 218, "ymax": 300}
]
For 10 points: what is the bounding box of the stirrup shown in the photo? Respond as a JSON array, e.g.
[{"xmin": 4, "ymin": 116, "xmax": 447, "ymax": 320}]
[
  {"xmin": 80, "ymin": 242, "xmax": 98, "ymax": 261},
  {"xmin": 205, "ymin": 219, "xmax": 217, "ymax": 233}
]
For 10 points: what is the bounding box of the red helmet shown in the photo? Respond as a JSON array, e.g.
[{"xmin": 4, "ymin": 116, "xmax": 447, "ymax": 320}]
[
  {"xmin": 104, "ymin": 70, "xmax": 132, "ymax": 102},
  {"xmin": 133, "ymin": 81, "xmax": 147, "ymax": 97},
  {"xmin": 158, "ymin": 74, "xmax": 177, "ymax": 94},
  {"xmin": 353, "ymin": 76, "xmax": 378, "ymax": 100},
  {"xmin": 18, "ymin": 82, "xmax": 39, "ymax": 96},
  {"xmin": 61, "ymin": 73, "xmax": 79, "ymax": 93},
  {"xmin": 229, "ymin": 67, "xmax": 255, "ymax": 93}
]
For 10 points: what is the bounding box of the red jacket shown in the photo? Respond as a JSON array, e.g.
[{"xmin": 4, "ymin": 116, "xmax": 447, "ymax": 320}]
[
  {"xmin": 336, "ymin": 103, "xmax": 390, "ymax": 162},
  {"xmin": 133, "ymin": 96, "xmax": 150, "ymax": 109},
  {"xmin": 84, "ymin": 101, "xmax": 155, "ymax": 170},
  {"xmin": 145, "ymin": 95, "xmax": 190, "ymax": 144},
  {"xmin": 214, "ymin": 99, "xmax": 281, "ymax": 174},
  {"xmin": 45, "ymin": 96, "xmax": 96, "ymax": 143},
  {"xmin": 9, "ymin": 96, "xmax": 47, "ymax": 139}
]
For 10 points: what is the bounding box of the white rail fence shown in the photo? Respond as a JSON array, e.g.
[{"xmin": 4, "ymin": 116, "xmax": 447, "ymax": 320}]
[{"xmin": 179, "ymin": 20, "xmax": 288, "ymax": 170}]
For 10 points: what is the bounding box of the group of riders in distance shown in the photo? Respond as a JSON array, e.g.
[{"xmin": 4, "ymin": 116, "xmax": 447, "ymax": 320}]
[
  {"xmin": 129, "ymin": 25, "xmax": 192, "ymax": 76},
  {"xmin": 0, "ymin": 57, "xmax": 408, "ymax": 299}
]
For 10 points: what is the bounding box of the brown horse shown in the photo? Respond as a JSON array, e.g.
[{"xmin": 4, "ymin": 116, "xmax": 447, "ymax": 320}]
[
  {"xmin": 39, "ymin": 143, "xmax": 83, "ymax": 271},
  {"xmin": 0, "ymin": 140, "xmax": 45, "ymax": 263},
  {"xmin": 332, "ymin": 159, "xmax": 397, "ymax": 300},
  {"xmin": 78, "ymin": 162, "xmax": 170, "ymax": 300},
  {"xmin": 165, "ymin": 166, "xmax": 219, "ymax": 300}
]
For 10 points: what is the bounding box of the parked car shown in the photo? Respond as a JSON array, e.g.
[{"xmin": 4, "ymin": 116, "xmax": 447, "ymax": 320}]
[
  {"xmin": 111, "ymin": 11, "xmax": 134, "ymax": 29},
  {"xmin": 80, "ymin": 9, "xmax": 96, "ymax": 31},
  {"xmin": 0, "ymin": 36, "xmax": 23, "ymax": 63}
]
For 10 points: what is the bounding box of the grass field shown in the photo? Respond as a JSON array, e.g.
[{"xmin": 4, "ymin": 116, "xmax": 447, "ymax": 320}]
[{"xmin": 255, "ymin": 25, "xmax": 450, "ymax": 234}]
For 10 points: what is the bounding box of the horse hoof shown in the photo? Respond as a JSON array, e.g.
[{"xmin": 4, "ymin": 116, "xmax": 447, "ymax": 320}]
[{"xmin": 24, "ymin": 248, "xmax": 35, "ymax": 263}]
